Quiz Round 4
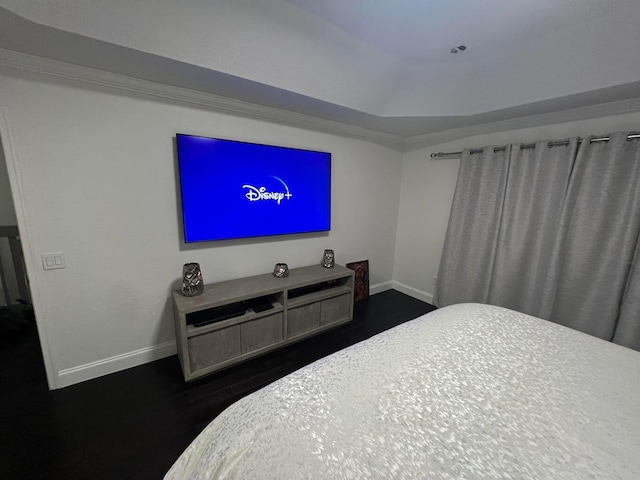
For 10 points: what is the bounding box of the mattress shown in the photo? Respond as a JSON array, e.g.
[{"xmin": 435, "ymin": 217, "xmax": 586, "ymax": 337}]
[{"xmin": 165, "ymin": 303, "xmax": 640, "ymax": 479}]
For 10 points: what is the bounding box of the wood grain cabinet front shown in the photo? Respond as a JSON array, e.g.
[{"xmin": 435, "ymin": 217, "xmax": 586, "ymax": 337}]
[
  {"xmin": 173, "ymin": 264, "xmax": 354, "ymax": 381},
  {"xmin": 187, "ymin": 325, "xmax": 241, "ymax": 372},
  {"xmin": 321, "ymin": 294, "xmax": 351, "ymax": 326},
  {"xmin": 287, "ymin": 303, "xmax": 321, "ymax": 338},
  {"xmin": 241, "ymin": 313, "xmax": 284, "ymax": 354}
]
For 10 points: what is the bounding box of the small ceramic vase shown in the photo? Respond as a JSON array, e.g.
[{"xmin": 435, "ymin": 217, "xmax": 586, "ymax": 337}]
[
  {"xmin": 273, "ymin": 263, "xmax": 289, "ymax": 278},
  {"xmin": 321, "ymin": 249, "xmax": 335, "ymax": 268},
  {"xmin": 182, "ymin": 262, "xmax": 204, "ymax": 297}
]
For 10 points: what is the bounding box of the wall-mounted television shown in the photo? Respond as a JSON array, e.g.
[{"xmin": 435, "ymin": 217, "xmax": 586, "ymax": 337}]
[{"xmin": 176, "ymin": 134, "xmax": 331, "ymax": 243}]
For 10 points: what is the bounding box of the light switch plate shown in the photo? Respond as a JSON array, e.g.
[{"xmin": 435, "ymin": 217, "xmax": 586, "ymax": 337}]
[{"xmin": 42, "ymin": 252, "xmax": 66, "ymax": 270}]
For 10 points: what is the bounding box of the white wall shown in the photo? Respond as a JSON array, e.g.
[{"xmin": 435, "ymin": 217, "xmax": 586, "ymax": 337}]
[
  {"xmin": 0, "ymin": 69, "xmax": 403, "ymax": 388},
  {"xmin": 394, "ymin": 110, "xmax": 640, "ymax": 303},
  {"xmin": 6, "ymin": 53, "xmax": 639, "ymax": 390}
]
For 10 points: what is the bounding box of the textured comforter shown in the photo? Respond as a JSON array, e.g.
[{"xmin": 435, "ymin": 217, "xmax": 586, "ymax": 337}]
[{"xmin": 165, "ymin": 303, "xmax": 640, "ymax": 479}]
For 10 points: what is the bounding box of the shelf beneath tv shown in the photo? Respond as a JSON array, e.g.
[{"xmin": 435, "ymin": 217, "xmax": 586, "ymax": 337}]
[
  {"xmin": 172, "ymin": 264, "xmax": 354, "ymax": 381},
  {"xmin": 287, "ymin": 284, "xmax": 352, "ymax": 309},
  {"xmin": 185, "ymin": 302, "xmax": 284, "ymax": 337}
]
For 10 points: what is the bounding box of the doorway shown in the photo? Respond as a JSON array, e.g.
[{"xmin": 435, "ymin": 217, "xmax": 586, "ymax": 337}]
[{"xmin": 0, "ymin": 126, "xmax": 48, "ymax": 390}]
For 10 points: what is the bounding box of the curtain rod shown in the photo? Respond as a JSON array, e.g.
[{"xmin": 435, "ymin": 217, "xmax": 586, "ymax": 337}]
[{"xmin": 430, "ymin": 133, "xmax": 640, "ymax": 159}]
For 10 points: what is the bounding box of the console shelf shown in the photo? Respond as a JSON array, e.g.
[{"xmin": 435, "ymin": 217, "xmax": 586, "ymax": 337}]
[
  {"xmin": 173, "ymin": 264, "xmax": 354, "ymax": 381},
  {"xmin": 185, "ymin": 302, "xmax": 285, "ymax": 336},
  {"xmin": 287, "ymin": 284, "xmax": 352, "ymax": 309}
]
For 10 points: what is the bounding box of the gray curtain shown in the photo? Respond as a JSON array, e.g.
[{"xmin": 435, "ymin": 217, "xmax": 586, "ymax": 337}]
[
  {"xmin": 434, "ymin": 131, "xmax": 640, "ymax": 351},
  {"xmin": 433, "ymin": 145, "xmax": 510, "ymax": 307},
  {"xmin": 615, "ymin": 240, "xmax": 640, "ymax": 348},
  {"xmin": 489, "ymin": 138, "xmax": 578, "ymax": 318}
]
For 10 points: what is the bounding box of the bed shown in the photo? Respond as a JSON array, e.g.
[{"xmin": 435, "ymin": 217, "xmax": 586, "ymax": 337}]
[{"xmin": 165, "ymin": 303, "xmax": 640, "ymax": 479}]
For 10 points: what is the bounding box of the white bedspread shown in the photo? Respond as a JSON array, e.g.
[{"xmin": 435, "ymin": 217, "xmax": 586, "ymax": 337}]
[{"xmin": 165, "ymin": 303, "xmax": 640, "ymax": 479}]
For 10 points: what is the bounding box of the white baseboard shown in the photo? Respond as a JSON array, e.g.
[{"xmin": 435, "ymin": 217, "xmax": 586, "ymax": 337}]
[
  {"xmin": 53, "ymin": 280, "xmax": 430, "ymax": 388},
  {"xmin": 55, "ymin": 340, "xmax": 177, "ymax": 389},
  {"xmin": 370, "ymin": 280, "xmax": 394, "ymax": 295},
  {"xmin": 391, "ymin": 281, "xmax": 434, "ymax": 305}
]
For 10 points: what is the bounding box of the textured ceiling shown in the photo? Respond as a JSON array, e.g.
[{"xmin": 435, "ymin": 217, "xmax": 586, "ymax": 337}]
[{"xmin": 1, "ymin": 0, "xmax": 640, "ymax": 141}]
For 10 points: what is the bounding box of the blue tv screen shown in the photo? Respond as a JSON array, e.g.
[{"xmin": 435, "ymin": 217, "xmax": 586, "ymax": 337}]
[{"xmin": 176, "ymin": 134, "xmax": 331, "ymax": 242}]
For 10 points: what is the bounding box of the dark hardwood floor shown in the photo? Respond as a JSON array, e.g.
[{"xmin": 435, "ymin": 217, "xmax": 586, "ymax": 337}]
[{"xmin": 0, "ymin": 290, "xmax": 435, "ymax": 480}]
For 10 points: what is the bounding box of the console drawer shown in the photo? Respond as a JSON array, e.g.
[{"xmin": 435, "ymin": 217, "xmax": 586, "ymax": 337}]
[
  {"xmin": 187, "ymin": 325, "xmax": 241, "ymax": 372},
  {"xmin": 321, "ymin": 293, "xmax": 351, "ymax": 326},
  {"xmin": 241, "ymin": 313, "xmax": 283, "ymax": 353},
  {"xmin": 287, "ymin": 303, "xmax": 321, "ymax": 338}
]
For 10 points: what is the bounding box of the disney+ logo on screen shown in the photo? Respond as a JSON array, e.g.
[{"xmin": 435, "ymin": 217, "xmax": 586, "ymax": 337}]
[{"xmin": 242, "ymin": 175, "xmax": 293, "ymax": 205}]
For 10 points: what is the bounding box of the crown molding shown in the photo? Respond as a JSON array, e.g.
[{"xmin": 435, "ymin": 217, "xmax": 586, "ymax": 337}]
[
  {"xmin": 404, "ymin": 97, "xmax": 640, "ymax": 151},
  {"xmin": 2, "ymin": 48, "xmax": 640, "ymax": 153},
  {"xmin": 0, "ymin": 48, "xmax": 406, "ymax": 150}
]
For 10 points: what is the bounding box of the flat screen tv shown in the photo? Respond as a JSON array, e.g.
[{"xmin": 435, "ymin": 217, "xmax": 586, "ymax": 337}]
[{"xmin": 176, "ymin": 134, "xmax": 331, "ymax": 243}]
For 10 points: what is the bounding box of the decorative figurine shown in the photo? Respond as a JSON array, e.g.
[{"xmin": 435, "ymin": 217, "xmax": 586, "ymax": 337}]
[
  {"xmin": 321, "ymin": 249, "xmax": 335, "ymax": 268},
  {"xmin": 273, "ymin": 263, "xmax": 289, "ymax": 278},
  {"xmin": 182, "ymin": 262, "xmax": 204, "ymax": 297}
]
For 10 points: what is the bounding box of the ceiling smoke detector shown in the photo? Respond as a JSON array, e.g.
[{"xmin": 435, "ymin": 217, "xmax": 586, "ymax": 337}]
[{"xmin": 450, "ymin": 45, "xmax": 467, "ymax": 54}]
